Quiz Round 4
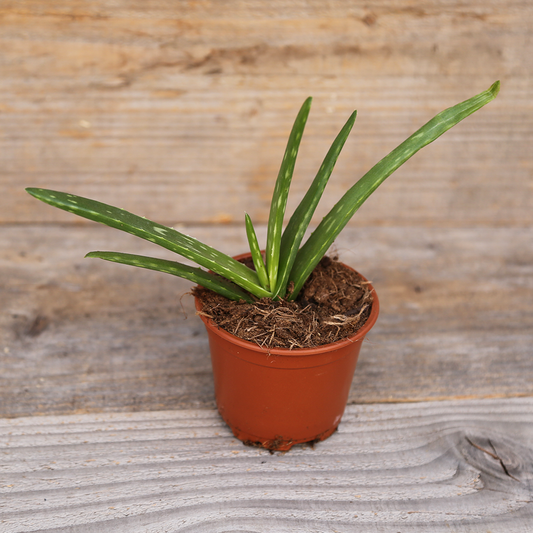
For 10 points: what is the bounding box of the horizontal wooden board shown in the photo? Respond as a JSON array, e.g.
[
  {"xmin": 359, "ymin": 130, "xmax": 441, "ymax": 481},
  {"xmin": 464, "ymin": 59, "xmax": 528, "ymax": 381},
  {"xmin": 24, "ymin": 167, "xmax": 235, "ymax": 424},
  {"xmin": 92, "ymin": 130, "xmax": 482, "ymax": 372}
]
[
  {"xmin": 1, "ymin": 0, "xmax": 531, "ymax": 226},
  {"xmin": 1, "ymin": 224, "xmax": 532, "ymax": 418},
  {"xmin": 1, "ymin": 398, "xmax": 532, "ymax": 532}
]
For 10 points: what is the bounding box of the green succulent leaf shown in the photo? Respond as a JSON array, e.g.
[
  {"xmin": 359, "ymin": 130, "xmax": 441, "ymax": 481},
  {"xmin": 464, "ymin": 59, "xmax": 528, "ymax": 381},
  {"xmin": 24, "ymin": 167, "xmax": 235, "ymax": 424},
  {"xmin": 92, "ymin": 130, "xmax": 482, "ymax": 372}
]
[
  {"xmin": 86, "ymin": 251, "xmax": 254, "ymax": 302},
  {"xmin": 26, "ymin": 82, "xmax": 500, "ymax": 306},
  {"xmin": 265, "ymin": 97, "xmax": 312, "ymax": 292},
  {"xmin": 288, "ymin": 81, "xmax": 501, "ymax": 299},
  {"xmin": 244, "ymin": 213, "xmax": 270, "ymax": 291},
  {"xmin": 25, "ymin": 188, "xmax": 271, "ymax": 299},
  {"xmin": 272, "ymin": 110, "xmax": 357, "ymax": 299}
]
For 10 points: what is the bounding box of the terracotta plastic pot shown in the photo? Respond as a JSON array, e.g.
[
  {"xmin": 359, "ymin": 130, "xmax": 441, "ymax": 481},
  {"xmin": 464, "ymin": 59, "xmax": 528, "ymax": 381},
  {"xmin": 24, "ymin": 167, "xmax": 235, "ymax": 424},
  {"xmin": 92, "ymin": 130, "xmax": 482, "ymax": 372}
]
[{"xmin": 195, "ymin": 254, "xmax": 379, "ymax": 451}]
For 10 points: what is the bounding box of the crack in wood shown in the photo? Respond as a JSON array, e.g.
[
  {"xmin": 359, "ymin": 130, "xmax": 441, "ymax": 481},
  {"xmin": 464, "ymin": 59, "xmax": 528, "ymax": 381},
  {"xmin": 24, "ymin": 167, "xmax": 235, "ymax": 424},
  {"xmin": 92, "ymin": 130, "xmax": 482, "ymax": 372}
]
[
  {"xmin": 465, "ymin": 436, "xmax": 520, "ymax": 482},
  {"xmin": 488, "ymin": 438, "xmax": 521, "ymax": 483}
]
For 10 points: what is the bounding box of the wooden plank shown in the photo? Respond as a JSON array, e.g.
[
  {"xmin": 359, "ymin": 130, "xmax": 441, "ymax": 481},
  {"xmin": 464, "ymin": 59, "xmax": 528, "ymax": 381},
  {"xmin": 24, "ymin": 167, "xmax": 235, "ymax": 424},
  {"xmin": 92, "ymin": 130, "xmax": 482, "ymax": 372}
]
[
  {"xmin": 1, "ymin": 0, "xmax": 531, "ymax": 226},
  {"xmin": 1, "ymin": 224, "xmax": 532, "ymax": 417},
  {"xmin": 1, "ymin": 398, "xmax": 532, "ymax": 532}
]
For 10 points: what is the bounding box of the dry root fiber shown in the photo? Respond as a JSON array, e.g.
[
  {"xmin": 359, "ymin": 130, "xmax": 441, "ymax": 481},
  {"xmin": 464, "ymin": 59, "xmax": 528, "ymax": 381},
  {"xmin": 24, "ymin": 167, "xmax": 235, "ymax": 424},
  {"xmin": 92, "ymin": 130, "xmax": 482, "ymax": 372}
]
[{"xmin": 193, "ymin": 256, "xmax": 374, "ymax": 349}]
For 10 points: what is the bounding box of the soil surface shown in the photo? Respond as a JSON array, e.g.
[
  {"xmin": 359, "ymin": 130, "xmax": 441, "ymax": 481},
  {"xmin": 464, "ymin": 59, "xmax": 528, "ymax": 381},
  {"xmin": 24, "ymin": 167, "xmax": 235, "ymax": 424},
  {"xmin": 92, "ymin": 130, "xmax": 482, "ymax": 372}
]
[{"xmin": 193, "ymin": 256, "xmax": 374, "ymax": 349}]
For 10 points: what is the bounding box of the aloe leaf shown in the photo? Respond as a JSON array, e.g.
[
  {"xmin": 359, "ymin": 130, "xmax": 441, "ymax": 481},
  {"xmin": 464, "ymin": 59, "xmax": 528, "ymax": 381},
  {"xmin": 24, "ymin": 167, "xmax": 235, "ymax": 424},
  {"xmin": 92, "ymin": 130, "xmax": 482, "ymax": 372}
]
[
  {"xmin": 289, "ymin": 81, "xmax": 501, "ymax": 299},
  {"xmin": 86, "ymin": 251, "xmax": 254, "ymax": 302},
  {"xmin": 265, "ymin": 97, "xmax": 312, "ymax": 292},
  {"xmin": 244, "ymin": 213, "xmax": 270, "ymax": 291},
  {"xmin": 25, "ymin": 188, "xmax": 271, "ymax": 299},
  {"xmin": 272, "ymin": 110, "xmax": 357, "ymax": 299}
]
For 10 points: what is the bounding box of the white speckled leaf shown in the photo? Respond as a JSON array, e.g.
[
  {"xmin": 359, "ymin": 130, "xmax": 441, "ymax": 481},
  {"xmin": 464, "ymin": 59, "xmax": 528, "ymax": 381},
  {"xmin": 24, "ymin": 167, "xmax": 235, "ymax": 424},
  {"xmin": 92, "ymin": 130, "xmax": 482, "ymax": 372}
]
[
  {"xmin": 289, "ymin": 81, "xmax": 501, "ymax": 298},
  {"xmin": 26, "ymin": 188, "xmax": 269, "ymax": 298},
  {"xmin": 265, "ymin": 97, "xmax": 312, "ymax": 292},
  {"xmin": 244, "ymin": 213, "xmax": 270, "ymax": 291},
  {"xmin": 272, "ymin": 110, "xmax": 357, "ymax": 299},
  {"xmin": 85, "ymin": 251, "xmax": 254, "ymax": 302}
]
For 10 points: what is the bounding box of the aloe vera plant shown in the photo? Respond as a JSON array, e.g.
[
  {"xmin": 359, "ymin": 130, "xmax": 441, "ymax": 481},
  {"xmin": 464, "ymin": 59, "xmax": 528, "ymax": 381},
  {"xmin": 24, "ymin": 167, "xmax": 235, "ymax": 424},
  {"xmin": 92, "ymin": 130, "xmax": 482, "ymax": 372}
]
[{"xmin": 27, "ymin": 82, "xmax": 499, "ymax": 303}]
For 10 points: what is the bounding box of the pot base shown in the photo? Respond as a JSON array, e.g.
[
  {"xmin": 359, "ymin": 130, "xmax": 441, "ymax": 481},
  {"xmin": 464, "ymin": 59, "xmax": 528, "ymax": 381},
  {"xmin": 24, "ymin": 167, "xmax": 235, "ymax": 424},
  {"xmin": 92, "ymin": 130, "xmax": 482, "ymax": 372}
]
[{"xmin": 228, "ymin": 421, "xmax": 338, "ymax": 452}]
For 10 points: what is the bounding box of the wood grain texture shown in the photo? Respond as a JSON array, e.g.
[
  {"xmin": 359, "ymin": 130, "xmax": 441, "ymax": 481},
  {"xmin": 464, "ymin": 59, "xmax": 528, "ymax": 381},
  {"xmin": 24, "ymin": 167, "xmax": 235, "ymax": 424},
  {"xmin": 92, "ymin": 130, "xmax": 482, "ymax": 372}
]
[
  {"xmin": 2, "ymin": 5, "xmax": 531, "ymax": 527},
  {"xmin": 1, "ymin": 224, "xmax": 532, "ymax": 417},
  {"xmin": 1, "ymin": 0, "xmax": 531, "ymax": 227},
  {"xmin": 1, "ymin": 398, "xmax": 532, "ymax": 532}
]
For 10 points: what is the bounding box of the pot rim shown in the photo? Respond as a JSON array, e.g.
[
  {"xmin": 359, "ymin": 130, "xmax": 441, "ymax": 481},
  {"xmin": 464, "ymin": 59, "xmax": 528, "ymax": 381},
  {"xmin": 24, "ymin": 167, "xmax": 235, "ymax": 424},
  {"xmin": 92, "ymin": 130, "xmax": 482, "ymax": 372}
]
[{"xmin": 194, "ymin": 255, "xmax": 379, "ymax": 357}]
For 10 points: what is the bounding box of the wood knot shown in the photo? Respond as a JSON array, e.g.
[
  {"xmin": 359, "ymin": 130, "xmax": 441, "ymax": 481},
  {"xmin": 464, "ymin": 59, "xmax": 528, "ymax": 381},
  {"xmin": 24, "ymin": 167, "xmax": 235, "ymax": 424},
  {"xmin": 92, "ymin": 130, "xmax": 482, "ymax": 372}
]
[
  {"xmin": 460, "ymin": 432, "xmax": 533, "ymax": 485},
  {"xmin": 26, "ymin": 315, "xmax": 50, "ymax": 337}
]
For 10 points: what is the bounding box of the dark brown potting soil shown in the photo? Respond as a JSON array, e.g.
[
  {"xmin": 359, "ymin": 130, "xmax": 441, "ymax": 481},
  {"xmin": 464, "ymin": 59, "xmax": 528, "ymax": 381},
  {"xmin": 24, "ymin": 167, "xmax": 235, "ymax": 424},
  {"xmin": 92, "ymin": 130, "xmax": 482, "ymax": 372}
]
[{"xmin": 193, "ymin": 256, "xmax": 374, "ymax": 349}]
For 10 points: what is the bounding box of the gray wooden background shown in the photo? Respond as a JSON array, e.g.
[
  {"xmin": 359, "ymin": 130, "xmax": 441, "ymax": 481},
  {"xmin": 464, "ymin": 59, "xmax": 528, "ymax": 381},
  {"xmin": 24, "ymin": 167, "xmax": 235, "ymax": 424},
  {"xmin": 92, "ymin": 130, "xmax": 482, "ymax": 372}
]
[{"xmin": 1, "ymin": 1, "xmax": 532, "ymax": 531}]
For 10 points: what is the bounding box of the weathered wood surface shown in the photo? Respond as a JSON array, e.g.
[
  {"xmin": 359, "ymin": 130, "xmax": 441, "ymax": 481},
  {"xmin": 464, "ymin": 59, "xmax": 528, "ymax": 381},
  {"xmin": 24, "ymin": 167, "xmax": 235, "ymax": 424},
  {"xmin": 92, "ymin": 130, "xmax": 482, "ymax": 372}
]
[
  {"xmin": 1, "ymin": 398, "xmax": 532, "ymax": 532},
  {"xmin": 1, "ymin": 224, "xmax": 532, "ymax": 418},
  {"xmin": 1, "ymin": 0, "xmax": 531, "ymax": 228}
]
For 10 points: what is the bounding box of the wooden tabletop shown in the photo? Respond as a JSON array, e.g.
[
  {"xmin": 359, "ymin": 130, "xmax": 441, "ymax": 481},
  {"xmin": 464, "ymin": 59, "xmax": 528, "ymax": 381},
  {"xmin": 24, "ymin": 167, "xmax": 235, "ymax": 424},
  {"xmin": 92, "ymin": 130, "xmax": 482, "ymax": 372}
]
[
  {"xmin": 2, "ymin": 399, "xmax": 533, "ymax": 532},
  {"xmin": 1, "ymin": 1, "xmax": 532, "ymax": 530}
]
